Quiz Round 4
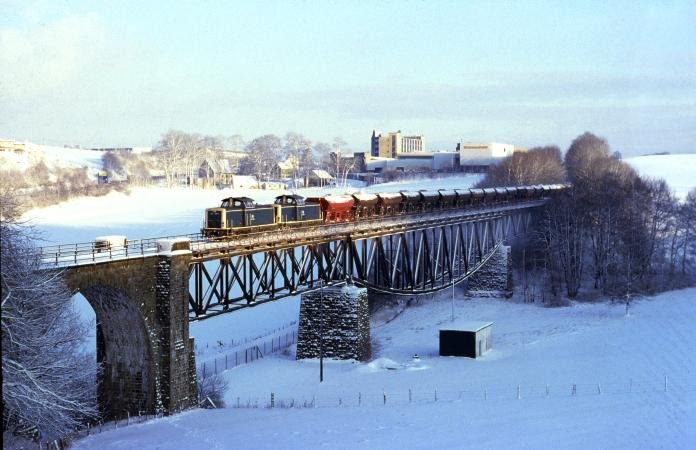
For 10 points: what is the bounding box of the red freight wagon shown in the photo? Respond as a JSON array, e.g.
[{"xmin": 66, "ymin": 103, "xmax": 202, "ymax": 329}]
[{"xmin": 308, "ymin": 195, "xmax": 355, "ymax": 222}]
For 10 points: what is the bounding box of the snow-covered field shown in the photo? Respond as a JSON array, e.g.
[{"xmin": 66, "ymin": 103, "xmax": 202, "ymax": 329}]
[
  {"xmin": 73, "ymin": 288, "xmax": 696, "ymax": 449},
  {"xmin": 17, "ymin": 157, "xmax": 695, "ymax": 449},
  {"xmin": 625, "ymin": 154, "xmax": 696, "ymax": 200}
]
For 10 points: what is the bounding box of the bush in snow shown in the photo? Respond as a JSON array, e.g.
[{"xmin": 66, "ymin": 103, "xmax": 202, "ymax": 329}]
[
  {"xmin": 197, "ymin": 371, "xmax": 229, "ymax": 409},
  {"xmin": 1, "ymin": 192, "xmax": 98, "ymax": 440}
]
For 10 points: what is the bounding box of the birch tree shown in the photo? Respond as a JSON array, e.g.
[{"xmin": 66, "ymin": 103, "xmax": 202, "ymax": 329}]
[{"xmin": 157, "ymin": 130, "xmax": 187, "ymax": 187}]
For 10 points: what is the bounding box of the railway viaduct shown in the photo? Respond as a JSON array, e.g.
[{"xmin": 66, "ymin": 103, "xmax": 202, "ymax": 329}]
[{"xmin": 42, "ymin": 194, "xmax": 552, "ymax": 420}]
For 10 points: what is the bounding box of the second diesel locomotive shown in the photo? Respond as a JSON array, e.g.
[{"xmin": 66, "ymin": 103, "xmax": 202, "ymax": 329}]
[{"xmin": 202, "ymin": 184, "xmax": 566, "ymax": 237}]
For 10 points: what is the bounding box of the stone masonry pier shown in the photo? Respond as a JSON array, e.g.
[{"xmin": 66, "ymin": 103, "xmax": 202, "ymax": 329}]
[
  {"xmin": 63, "ymin": 253, "xmax": 197, "ymax": 420},
  {"xmin": 296, "ymin": 285, "xmax": 371, "ymax": 362}
]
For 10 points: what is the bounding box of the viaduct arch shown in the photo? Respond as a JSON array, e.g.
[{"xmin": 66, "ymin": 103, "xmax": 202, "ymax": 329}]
[{"xmin": 62, "ymin": 253, "xmax": 197, "ymax": 420}]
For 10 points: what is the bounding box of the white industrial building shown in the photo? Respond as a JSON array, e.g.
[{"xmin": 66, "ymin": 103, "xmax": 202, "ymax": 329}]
[
  {"xmin": 458, "ymin": 142, "xmax": 515, "ymax": 172},
  {"xmin": 366, "ymin": 152, "xmax": 459, "ymax": 173}
]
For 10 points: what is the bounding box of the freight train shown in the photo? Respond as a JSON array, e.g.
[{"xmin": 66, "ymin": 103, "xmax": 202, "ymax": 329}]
[{"xmin": 202, "ymin": 184, "xmax": 566, "ymax": 237}]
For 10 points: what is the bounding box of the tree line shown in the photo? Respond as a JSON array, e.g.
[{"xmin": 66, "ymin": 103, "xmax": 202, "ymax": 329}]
[
  {"xmin": 104, "ymin": 130, "xmax": 353, "ymax": 187},
  {"xmin": 479, "ymin": 132, "xmax": 696, "ymax": 304}
]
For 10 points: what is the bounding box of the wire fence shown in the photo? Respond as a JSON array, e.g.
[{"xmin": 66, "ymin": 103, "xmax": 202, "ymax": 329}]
[
  {"xmin": 42, "ymin": 375, "xmax": 693, "ymax": 447},
  {"xmin": 194, "ymin": 322, "xmax": 297, "ymax": 359},
  {"xmin": 229, "ymin": 375, "xmax": 696, "ymax": 410},
  {"xmin": 198, "ymin": 330, "xmax": 297, "ymax": 379}
]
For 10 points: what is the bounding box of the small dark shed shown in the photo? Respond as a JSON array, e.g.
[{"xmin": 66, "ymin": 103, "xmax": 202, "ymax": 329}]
[{"xmin": 439, "ymin": 322, "xmax": 492, "ymax": 358}]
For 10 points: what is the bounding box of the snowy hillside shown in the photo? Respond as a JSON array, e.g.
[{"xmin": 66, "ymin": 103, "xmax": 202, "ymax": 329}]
[
  {"xmin": 0, "ymin": 141, "xmax": 105, "ymax": 178},
  {"xmin": 73, "ymin": 288, "xmax": 696, "ymax": 449},
  {"xmin": 625, "ymin": 154, "xmax": 696, "ymax": 200}
]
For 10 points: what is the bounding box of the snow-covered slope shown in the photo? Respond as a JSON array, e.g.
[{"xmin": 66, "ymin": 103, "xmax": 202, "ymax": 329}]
[
  {"xmin": 73, "ymin": 288, "xmax": 696, "ymax": 449},
  {"xmin": 0, "ymin": 141, "xmax": 105, "ymax": 178},
  {"xmin": 625, "ymin": 154, "xmax": 696, "ymax": 200}
]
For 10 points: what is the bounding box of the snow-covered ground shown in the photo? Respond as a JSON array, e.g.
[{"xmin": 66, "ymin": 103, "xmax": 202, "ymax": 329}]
[
  {"xmin": 17, "ymin": 158, "xmax": 695, "ymax": 448},
  {"xmin": 72, "ymin": 288, "xmax": 696, "ymax": 449},
  {"xmin": 625, "ymin": 154, "xmax": 696, "ymax": 200}
]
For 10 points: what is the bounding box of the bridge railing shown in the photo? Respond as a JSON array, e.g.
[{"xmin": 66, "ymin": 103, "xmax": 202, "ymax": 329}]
[{"xmin": 38, "ymin": 233, "xmax": 205, "ymax": 267}]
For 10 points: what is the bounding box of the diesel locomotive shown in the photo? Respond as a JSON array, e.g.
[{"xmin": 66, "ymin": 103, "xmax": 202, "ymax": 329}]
[{"xmin": 202, "ymin": 184, "xmax": 566, "ymax": 237}]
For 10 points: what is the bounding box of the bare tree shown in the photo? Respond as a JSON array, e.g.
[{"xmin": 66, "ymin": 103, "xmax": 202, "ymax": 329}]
[
  {"xmin": 225, "ymin": 134, "xmax": 245, "ymax": 152},
  {"xmin": 478, "ymin": 146, "xmax": 565, "ymax": 187},
  {"xmin": 328, "ymin": 137, "xmax": 354, "ymax": 186},
  {"xmin": 196, "ymin": 371, "xmax": 229, "ymax": 408},
  {"xmin": 182, "ymin": 133, "xmax": 205, "ymax": 186},
  {"xmin": 243, "ymin": 134, "xmax": 282, "ymax": 183},
  {"xmin": 2, "ymin": 194, "xmax": 98, "ymax": 439},
  {"xmin": 284, "ymin": 132, "xmax": 313, "ymax": 184},
  {"xmin": 156, "ymin": 130, "xmax": 187, "ymax": 187}
]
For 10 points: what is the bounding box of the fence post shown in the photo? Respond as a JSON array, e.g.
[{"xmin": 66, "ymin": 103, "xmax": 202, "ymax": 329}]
[
  {"xmin": 409, "ymin": 388, "xmax": 412, "ymax": 403},
  {"xmin": 664, "ymin": 375, "xmax": 668, "ymax": 392},
  {"xmin": 597, "ymin": 383, "xmax": 602, "ymax": 395},
  {"xmin": 383, "ymin": 392, "xmax": 387, "ymax": 405},
  {"xmin": 434, "ymin": 388, "xmax": 438, "ymax": 402},
  {"xmin": 517, "ymin": 385, "xmax": 521, "ymax": 400},
  {"xmin": 271, "ymin": 393, "xmax": 275, "ymax": 408},
  {"xmin": 225, "ymin": 354, "xmax": 228, "ymax": 370},
  {"xmin": 545, "ymin": 384, "xmax": 549, "ymax": 397},
  {"xmin": 484, "ymin": 387, "xmax": 487, "ymax": 400},
  {"xmin": 203, "ymin": 362, "xmax": 206, "ymax": 379},
  {"xmin": 237, "ymin": 397, "xmax": 240, "ymax": 408},
  {"xmin": 629, "ymin": 378, "xmax": 633, "ymax": 393},
  {"xmin": 572, "ymin": 384, "xmax": 576, "ymax": 396},
  {"xmin": 236, "ymin": 351, "xmax": 238, "ymax": 367},
  {"xmin": 358, "ymin": 392, "xmax": 361, "ymax": 406}
]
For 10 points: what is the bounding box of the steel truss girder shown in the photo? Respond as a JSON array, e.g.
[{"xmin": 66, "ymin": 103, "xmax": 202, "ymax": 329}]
[{"xmin": 188, "ymin": 210, "xmax": 532, "ymax": 320}]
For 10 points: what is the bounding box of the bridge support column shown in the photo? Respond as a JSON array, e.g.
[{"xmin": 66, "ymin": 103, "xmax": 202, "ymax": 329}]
[
  {"xmin": 467, "ymin": 245, "xmax": 513, "ymax": 298},
  {"xmin": 155, "ymin": 253, "xmax": 198, "ymax": 414},
  {"xmin": 296, "ymin": 285, "xmax": 371, "ymax": 361}
]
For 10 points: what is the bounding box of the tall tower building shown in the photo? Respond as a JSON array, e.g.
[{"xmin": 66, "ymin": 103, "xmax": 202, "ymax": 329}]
[{"xmin": 371, "ymin": 130, "xmax": 424, "ymax": 158}]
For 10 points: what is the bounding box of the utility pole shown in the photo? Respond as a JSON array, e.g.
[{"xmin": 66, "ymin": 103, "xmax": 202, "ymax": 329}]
[{"xmin": 319, "ymin": 279, "xmax": 324, "ymax": 382}]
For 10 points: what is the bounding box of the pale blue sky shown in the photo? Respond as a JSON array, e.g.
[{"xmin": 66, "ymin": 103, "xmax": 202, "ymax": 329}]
[{"xmin": 1, "ymin": 0, "xmax": 695, "ymax": 154}]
